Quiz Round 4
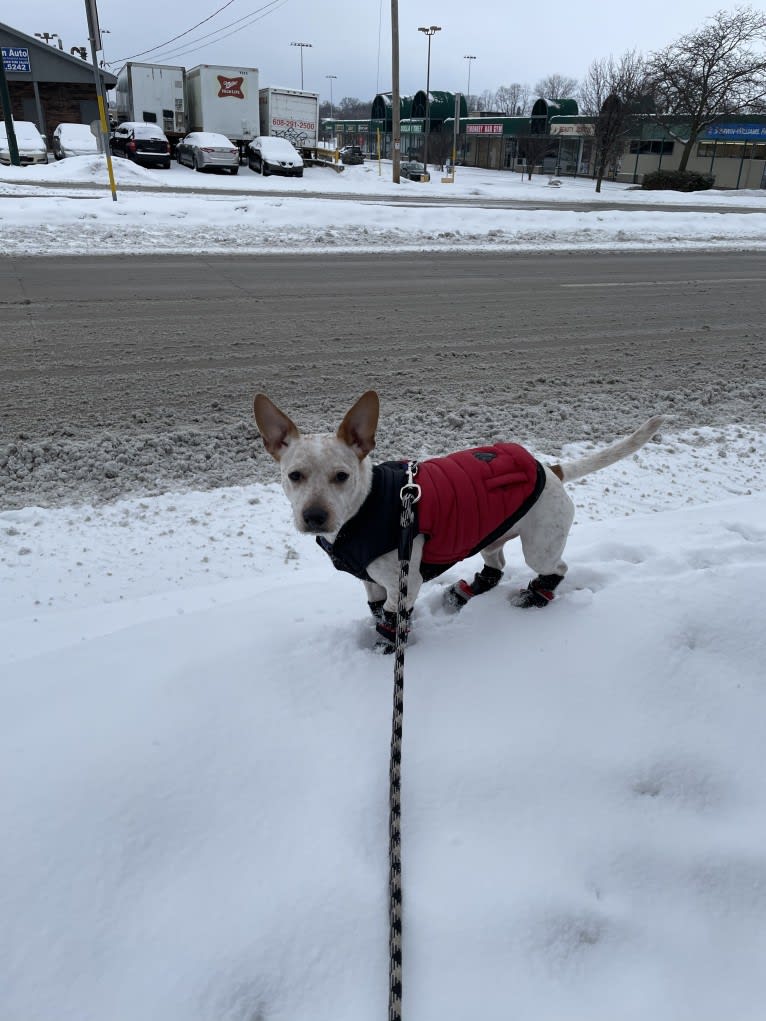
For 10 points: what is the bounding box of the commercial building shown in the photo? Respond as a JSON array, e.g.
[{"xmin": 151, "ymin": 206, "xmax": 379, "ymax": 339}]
[
  {"xmin": 324, "ymin": 91, "xmax": 766, "ymax": 190},
  {"xmin": 0, "ymin": 21, "xmax": 116, "ymax": 144}
]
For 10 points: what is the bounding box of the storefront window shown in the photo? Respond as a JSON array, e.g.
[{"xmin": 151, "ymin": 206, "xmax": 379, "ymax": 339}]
[
  {"xmin": 698, "ymin": 141, "xmax": 766, "ymax": 159},
  {"xmin": 628, "ymin": 140, "xmax": 674, "ymax": 155}
]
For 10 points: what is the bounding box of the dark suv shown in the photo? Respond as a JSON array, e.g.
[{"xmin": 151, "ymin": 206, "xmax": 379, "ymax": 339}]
[
  {"xmin": 340, "ymin": 145, "xmax": 364, "ymax": 165},
  {"xmin": 110, "ymin": 122, "xmax": 171, "ymax": 169}
]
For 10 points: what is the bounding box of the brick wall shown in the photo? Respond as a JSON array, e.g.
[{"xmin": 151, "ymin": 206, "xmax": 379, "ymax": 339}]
[{"xmin": 1, "ymin": 82, "xmax": 101, "ymax": 143}]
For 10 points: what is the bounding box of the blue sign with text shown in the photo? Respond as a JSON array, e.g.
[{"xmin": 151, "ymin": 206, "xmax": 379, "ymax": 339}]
[
  {"xmin": 2, "ymin": 46, "xmax": 31, "ymax": 72},
  {"xmin": 705, "ymin": 122, "xmax": 766, "ymax": 142}
]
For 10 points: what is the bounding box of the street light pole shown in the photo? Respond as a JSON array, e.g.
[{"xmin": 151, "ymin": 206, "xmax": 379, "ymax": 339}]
[
  {"xmin": 98, "ymin": 27, "xmax": 110, "ymax": 68},
  {"xmin": 290, "ymin": 41, "xmax": 312, "ymax": 91},
  {"xmin": 464, "ymin": 55, "xmax": 476, "ymax": 113},
  {"xmin": 418, "ymin": 25, "xmax": 441, "ymax": 177},
  {"xmin": 325, "ymin": 74, "xmax": 337, "ymax": 119}
]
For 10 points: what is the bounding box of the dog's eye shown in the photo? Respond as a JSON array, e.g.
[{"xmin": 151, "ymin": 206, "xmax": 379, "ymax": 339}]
[
  {"xmin": 334, "ymin": 471, "xmax": 350, "ymax": 484},
  {"xmin": 287, "ymin": 470, "xmax": 303, "ymax": 483}
]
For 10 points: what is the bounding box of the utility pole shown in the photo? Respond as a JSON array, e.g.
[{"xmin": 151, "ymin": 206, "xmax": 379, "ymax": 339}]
[
  {"xmin": 391, "ymin": 0, "xmax": 400, "ymax": 182},
  {"xmin": 84, "ymin": 0, "xmax": 117, "ymax": 201}
]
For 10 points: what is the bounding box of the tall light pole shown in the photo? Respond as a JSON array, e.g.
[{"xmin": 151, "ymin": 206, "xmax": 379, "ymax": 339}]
[
  {"xmin": 325, "ymin": 74, "xmax": 337, "ymax": 119},
  {"xmin": 464, "ymin": 54, "xmax": 476, "ymax": 113},
  {"xmin": 418, "ymin": 25, "xmax": 441, "ymax": 176},
  {"xmin": 290, "ymin": 41, "xmax": 312, "ymax": 90},
  {"xmin": 98, "ymin": 27, "xmax": 110, "ymax": 68}
]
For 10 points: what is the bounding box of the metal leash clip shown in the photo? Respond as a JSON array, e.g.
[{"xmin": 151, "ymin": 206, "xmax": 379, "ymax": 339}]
[{"xmin": 400, "ymin": 460, "xmax": 421, "ymax": 504}]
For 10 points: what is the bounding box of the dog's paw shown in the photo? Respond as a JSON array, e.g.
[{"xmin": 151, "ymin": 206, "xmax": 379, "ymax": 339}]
[
  {"xmin": 509, "ymin": 587, "xmax": 551, "ymax": 609},
  {"xmin": 443, "ymin": 581, "xmax": 472, "ymax": 612},
  {"xmin": 373, "ymin": 637, "xmax": 396, "ymax": 655}
]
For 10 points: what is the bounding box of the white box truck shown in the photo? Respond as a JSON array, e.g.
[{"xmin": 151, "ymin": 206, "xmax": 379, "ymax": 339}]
[
  {"xmin": 186, "ymin": 65, "xmax": 260, "ymax": 157},
  {"xmin": 115, "ymin": 62, "xmax": 187, "ymax": 145},
  {"xmin": 258, "ymin": 87, "xmax": 320, "ymax": 156}
]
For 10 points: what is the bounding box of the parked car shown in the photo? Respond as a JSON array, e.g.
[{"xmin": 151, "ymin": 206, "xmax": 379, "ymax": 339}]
[
  {"xmin": 0, "ymin": 120, "xmax": 48, "ymax": 166},
  {"xmin": 52, "ymin": 123, "xmax": 99, "ymax": 159},
  {"xmin": 110, "ymin": 122, "xmax": 171, "ymax": 169},
  {"xmin": 247, "ymin": 136, "xmax": 303, "ymax": 177},
  {"xmin": 400, "ymin": 159, "xmax": 428, "ymax": 181},
  {"xmin": 175, "ymin": 131, "xmax": 239, "ymax": 174},
  {"xmin": 340, "ymin": 144, "xmax": 364, "ymax": 165}
]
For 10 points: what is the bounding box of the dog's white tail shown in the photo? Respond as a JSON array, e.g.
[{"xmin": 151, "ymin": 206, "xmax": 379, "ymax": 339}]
[{"xmin": 552, "ymin": 415, "xmax": 665, "ymax": 483}]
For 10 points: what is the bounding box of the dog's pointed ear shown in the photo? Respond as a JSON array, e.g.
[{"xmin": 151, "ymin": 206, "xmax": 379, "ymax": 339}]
[
  {"xmin": 337, "ymin": 391, "xmax": 379, "ymax": 460},
  {"xmin": 254, "ymin": 393, "xmax": 300, "ymax": 461}
]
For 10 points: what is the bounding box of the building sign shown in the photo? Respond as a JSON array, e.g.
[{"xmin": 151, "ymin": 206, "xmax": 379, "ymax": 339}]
[
  {"xmin": 1, "ymin": 46, "xmax": 31, "ymax": 72},
  {"xmin": 705, "ymin": 122, "xmax": 766, "ymax": 142},
  {"xmin": 466, "ymin": 122, "xmax": 502, "ymax": 135},
  {"xmin": 550, "ymin": 123, "xmax": 594, "ymax": 136},
  {"xmin": 401, "ymin": 121, "xmax": 424, "ymax": 133},
  {"xmin": 217, "ymin": 75, "xmax": 245, "ymax": 99}
]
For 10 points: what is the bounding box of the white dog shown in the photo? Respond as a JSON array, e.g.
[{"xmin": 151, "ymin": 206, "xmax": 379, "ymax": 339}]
[{"xmin": 254, "ymin": 391, "xmax": 663, "ymax": 650}]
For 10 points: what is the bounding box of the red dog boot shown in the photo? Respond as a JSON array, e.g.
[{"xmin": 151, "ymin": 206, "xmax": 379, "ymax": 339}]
[
  {"xmin": 510, "ymin": 573, "xmax": 563, "ymax": 608},
  {"xmin": 444, "ymin": 564, "xmax": 503, "ymax": 610}
]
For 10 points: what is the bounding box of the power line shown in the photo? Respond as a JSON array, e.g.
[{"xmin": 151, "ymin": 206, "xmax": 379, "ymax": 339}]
[
  {"xmin": 147, "ymin": 0, "xmax": 289, "ymax": 65},
  {"xmin": 109, "ymin": 0, "xmax": 282, "ymax": 65}
]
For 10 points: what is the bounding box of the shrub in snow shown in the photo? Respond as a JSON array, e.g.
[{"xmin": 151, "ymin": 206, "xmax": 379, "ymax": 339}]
[{"xmin": 641, "ymin": 169, "xmax": 714, "ymax": 192}]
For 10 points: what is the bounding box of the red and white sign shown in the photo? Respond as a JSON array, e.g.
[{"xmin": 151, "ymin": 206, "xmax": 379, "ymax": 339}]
[
  {"xmin": 217, "ymin": 76, "xmax": 245, "ymax": 99},
  {"xmin": 466, "ymin": 123, "xmax": 503, "ymax": 135}
]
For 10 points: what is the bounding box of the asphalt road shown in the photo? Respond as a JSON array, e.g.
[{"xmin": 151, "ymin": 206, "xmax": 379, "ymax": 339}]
[{"xmin": 1, "ymin": 250, "xmax": 765, "ymax": 507}]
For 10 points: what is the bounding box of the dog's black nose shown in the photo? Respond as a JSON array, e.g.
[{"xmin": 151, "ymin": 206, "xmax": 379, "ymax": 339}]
[{"xmin": 302, "ymin": 506, "xmax": 329, "ymax": 531}]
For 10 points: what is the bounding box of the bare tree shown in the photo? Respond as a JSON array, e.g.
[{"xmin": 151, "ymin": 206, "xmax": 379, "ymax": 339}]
[
  {"xmin": 534, "ymin": 73, "xmax": 578, "ymax": 101},
  {"xmin": 494, "ymin": 83, "xmax": 531, "ymax": 115},
  {"xmin": 593, "ymin": 94, "xmax": 626, "ymax": 192},
  {"xmin": 335, "ymin": 97, "xmax": 372, "ymax": 119},
  {"xmin": 647, "ymin": 5, "xmax": 766, "ymax": 171},
  {"xmin": 580, "ymin": 50, "xmax": 652, "ymax": 190},
  {"xmin": 518, "ymin": 133, "xmax": 553, "ymax": 179},
  {"xmin": 580, "ymin": 50, "xmax": 648, "ymax": 116},
  {"xmin": 477, "ymin": 88, "xmax": 497, "ymax": 112}
]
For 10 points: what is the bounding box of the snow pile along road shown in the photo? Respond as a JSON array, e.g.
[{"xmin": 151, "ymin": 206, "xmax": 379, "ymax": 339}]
[{"xmin": 2, "ymin": 155, "xmax": 766, "ymax": 255}]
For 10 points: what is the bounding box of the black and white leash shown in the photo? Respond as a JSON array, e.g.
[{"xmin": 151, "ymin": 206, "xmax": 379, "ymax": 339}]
[{"xmin": 388, "ymin": 461, "xmax": 420, "ymax": 1021}]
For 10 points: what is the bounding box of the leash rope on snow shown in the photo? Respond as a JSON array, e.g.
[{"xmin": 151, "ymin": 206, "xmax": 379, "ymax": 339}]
[{"xmin": 388, "ymin": 461, "xmax": 420, "ymax": 1021}]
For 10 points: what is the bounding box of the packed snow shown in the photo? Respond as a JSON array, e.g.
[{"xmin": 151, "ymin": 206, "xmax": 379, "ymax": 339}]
[
  {"xmin": 1, "ymin": 156, "xmax": 766, "ymax": 1020},
  {"xmin": 1, "ymin": 154, "xmax": 766, "ymax": 255}
]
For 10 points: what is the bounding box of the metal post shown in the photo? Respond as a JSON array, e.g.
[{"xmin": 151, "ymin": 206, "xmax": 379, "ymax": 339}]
[
  {"xmin": 325, "ymin": 74, "xmax": 336, "ymax": 120},
  {"xmin": 452, "ymin": 91, "xmax": 459, "ymax": 178},
  {"xmin": 291, "ymin": 42, "xmax": 312, "ymax": 91},
  {"xmin": 0, "ymin": 51, "xmax": 20, "ymax": 166},
  {"xmin": 391, "ymin": 0, "xmax": 400, "ymax": 182},
  {"xmin": 464, "ymin": 55, "xmax": 475, "ymax": 114},
  {"xmin": 84, "ymin": 0, "xmax": 117, "ymax": 200},
  {"xmin": 418, "ymin": 25, "xmax": 441, "ymax": 178}
]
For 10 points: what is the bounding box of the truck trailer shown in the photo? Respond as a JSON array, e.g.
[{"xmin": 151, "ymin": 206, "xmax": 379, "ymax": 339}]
[
  {"xmin": 258, "ymin": 87, "xmax": 320, "ymax": 157},
  {"xmin": 115, "ymin": 62, "xmax": 187, "ymax": 146},
  {"xmin": 186, "ymin": 65, "xmax": 260, "ymax": 158}
]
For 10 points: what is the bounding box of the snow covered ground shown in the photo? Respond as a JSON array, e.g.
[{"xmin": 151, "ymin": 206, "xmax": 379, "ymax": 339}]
[
  {"xmin": 2, "ymin": 157, "xmax": 766, "ymax": 1020},
  {"xmin": 1, "ymin": 154, "xmax": 766, "ymax": 255},
  {"xmin": 2, "ymin": 422, "xmax": 766, "ymax": 1021}
]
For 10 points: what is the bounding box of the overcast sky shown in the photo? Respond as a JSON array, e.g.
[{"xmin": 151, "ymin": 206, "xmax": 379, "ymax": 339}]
[{"xmin": 12, "ymin": 1, "xmax": 750, "ymax": 105}]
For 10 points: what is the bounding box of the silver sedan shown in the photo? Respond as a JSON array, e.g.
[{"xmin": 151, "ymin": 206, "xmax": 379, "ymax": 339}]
[{"xmin": 175, "ymin": 132, "xmax": 240, "ymax": 174}]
